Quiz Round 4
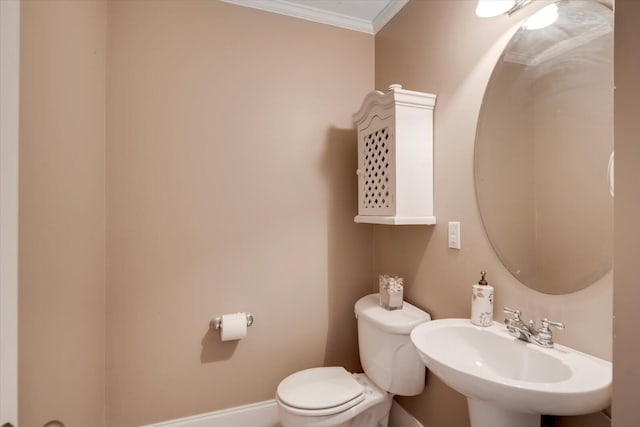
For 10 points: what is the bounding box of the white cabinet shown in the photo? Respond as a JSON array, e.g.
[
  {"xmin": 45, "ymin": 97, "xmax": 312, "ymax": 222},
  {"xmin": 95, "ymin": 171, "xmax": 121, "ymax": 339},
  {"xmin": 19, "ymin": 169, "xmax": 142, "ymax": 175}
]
[{"xmin": 352, "ymin": 84, "xmax": 437, "ymax": 225}]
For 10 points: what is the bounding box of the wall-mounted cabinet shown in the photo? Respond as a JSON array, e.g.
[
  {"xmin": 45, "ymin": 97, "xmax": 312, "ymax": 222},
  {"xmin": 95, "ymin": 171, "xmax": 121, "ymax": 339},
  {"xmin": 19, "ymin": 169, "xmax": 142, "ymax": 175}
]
[{"xmin": 352, "ymin": 84, "xmax": 437, "ymax": 225}]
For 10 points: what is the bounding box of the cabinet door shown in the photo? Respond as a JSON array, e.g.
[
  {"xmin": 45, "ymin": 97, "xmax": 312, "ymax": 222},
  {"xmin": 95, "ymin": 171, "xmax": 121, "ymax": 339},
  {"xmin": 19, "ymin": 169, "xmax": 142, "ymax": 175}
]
[{"xmin": 357, "ymin": 114, "xmax": 395, "ymax": 216}]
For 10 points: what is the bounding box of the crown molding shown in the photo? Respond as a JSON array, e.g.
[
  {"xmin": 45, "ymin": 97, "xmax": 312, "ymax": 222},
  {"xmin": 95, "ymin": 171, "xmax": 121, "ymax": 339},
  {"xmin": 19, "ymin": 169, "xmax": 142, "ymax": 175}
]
[
  {"xmin": 372, "ymin": 0, "xmax": 409, "ymax": 33},
  {"xmin": 220, "ymin": 0, "xmax": 407, "ymax": 34}
]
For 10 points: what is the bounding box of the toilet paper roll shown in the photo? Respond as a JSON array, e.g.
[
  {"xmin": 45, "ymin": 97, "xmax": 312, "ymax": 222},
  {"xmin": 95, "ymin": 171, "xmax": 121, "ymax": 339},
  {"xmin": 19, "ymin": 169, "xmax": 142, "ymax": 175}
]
[{"xmin": 220, "ymin": 312, "xmax": 248, "ymax": 341}]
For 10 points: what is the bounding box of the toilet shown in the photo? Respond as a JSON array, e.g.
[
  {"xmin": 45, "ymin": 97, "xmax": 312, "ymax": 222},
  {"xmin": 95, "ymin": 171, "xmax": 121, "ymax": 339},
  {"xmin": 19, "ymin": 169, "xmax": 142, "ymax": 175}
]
[{"xmin": 276, "ymin": 293, "xmax": 431, "ymax": 427}]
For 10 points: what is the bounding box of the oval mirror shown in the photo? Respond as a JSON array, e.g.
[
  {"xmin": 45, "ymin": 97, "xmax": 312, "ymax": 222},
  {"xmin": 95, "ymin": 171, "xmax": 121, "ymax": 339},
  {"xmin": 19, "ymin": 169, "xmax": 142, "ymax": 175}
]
[{"xmin": 474, "ymin": 0, "xmax": 613, "ymax": 294}]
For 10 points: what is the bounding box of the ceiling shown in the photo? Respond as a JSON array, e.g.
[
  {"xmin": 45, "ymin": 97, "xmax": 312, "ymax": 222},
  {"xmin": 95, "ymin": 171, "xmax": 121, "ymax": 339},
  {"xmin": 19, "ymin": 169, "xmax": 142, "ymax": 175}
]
[{"xmin": 220, "ymin": 0, "xmax": 409, "ymax": 34}]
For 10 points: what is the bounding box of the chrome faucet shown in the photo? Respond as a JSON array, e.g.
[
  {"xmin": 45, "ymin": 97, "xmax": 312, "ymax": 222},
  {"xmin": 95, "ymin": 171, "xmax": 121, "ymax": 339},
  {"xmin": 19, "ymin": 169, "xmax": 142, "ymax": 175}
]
[
  {"xmin": 503, "ymin": 307, "xmax": 565, "ymax": 348},
  {"xmin": 503, "ymin": 307, "xmax": 534, "ymax": 340}
]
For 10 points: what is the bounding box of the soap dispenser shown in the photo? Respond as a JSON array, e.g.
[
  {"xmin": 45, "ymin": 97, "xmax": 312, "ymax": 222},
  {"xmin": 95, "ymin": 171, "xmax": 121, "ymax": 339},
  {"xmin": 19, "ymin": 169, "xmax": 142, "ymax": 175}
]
[{"xmin": 471, "ymin": 271, "xmax": 494, "ymax": 327}]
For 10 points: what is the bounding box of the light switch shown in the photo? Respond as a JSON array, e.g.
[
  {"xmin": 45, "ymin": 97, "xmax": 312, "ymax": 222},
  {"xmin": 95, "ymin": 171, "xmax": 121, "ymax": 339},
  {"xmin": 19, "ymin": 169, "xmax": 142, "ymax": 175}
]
[{"xmin": 448, "ymin": 221, "xmax": 461, "ymax": 249}]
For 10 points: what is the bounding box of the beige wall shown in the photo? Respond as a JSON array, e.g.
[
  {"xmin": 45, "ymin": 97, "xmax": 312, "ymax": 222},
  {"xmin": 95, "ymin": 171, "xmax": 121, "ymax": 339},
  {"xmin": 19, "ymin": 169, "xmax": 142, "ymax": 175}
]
[
  {"xmin": 105, "ymin": 1, "xmax": 373, "ymax": 425},
  {"xmin": 613, "ymin": 1, "xmax": 640, "ymax": 425},
  {"xmin": 375, "ymin": 1, "xmax": 611, "ymax": 426},
  {"xmin": 19, "ymin": 1, "xmax": 106, "ymax": 426}
]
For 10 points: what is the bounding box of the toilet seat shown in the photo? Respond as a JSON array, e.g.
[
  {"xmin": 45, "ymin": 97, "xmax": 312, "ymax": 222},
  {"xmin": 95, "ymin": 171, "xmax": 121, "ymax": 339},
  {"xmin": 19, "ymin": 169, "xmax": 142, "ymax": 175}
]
[{"xmin": 276, "ymin": 367, "xmax": 365, "ymax": 416}]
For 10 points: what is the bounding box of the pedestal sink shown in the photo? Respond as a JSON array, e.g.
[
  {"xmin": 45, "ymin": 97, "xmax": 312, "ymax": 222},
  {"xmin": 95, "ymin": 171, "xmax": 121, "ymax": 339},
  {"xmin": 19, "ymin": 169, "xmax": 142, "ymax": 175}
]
[{"xmin": 410, "ymin": 319, "xmax": 611, "ymax": 427}]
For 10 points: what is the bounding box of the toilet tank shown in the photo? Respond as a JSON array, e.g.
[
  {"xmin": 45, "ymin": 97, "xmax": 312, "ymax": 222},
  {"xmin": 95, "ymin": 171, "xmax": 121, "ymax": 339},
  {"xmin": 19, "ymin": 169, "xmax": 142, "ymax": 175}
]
[{"xmin": 354, "ymin": 294, "xmax": 431, "ymax": 396}]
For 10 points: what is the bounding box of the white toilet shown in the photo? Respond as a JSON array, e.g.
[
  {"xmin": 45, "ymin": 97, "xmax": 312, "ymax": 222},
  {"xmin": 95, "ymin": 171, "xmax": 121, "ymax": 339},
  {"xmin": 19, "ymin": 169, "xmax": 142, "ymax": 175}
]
[{"xmin": 276, "ymin": 294, "xmax": 431, "ymax": 427}]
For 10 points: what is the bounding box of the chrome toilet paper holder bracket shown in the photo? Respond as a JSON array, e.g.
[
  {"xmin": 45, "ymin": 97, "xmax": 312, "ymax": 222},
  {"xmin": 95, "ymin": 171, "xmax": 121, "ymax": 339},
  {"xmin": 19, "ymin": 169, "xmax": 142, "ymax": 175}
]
[{"xmin": 209, "ymin": 313, "xmax": 254, "ymax": 330}]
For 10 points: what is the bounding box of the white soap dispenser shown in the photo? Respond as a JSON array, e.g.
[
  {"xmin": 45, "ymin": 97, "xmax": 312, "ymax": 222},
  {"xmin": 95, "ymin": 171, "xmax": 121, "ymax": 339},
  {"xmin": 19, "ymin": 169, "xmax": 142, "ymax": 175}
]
[{"xmin": 471, "ymin": 271, "xmax": 494, "ymax": 327}]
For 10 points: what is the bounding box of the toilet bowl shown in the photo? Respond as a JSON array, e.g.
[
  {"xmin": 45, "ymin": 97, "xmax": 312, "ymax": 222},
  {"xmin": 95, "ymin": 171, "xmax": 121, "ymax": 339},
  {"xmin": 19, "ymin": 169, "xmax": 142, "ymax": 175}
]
[{"xmin": 276, "ymin": 294, "xmax": 431, "ymax": 427}]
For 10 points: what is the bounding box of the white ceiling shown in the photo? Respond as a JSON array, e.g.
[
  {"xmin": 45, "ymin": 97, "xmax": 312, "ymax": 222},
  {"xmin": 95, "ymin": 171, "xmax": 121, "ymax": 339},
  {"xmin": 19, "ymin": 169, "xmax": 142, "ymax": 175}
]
[{"xmin": 220, "ymin": 0, "xmax": 409, "ymax": 34}]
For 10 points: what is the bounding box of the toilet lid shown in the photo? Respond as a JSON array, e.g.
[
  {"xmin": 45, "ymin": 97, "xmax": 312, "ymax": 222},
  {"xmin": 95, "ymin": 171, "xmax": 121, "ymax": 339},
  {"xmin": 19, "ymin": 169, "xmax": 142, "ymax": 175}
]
[{"xmin": 277, "ymin": 367, "xmax": 365, "ymax": 412}]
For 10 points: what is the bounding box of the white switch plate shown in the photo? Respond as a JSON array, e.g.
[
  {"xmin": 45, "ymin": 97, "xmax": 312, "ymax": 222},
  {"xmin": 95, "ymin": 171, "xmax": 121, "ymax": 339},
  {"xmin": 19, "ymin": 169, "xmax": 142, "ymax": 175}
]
[{"xmin": 448, "ymin": 221, "xmax": 461, "ymax": 249}]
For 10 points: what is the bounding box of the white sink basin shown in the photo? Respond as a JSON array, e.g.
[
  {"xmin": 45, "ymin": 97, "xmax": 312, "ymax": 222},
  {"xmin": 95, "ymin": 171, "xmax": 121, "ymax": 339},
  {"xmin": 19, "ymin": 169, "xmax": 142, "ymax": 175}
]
[{"xmin": 410, "ymin": 319, "xmax": 611, "ymax": 427}]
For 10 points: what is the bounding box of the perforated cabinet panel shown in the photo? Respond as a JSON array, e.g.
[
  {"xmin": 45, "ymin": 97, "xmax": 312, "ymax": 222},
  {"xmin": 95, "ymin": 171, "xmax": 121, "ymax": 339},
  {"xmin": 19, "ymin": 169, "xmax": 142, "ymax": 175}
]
[{"xmin": 362, "ymin": 127, "xmax": 392, "ymax": 211}]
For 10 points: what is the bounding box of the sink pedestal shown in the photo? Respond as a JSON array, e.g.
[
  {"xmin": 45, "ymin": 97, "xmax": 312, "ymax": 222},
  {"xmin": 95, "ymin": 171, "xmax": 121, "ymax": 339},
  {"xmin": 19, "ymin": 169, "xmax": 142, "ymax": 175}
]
[{"xmin": 468, "ymin": 399, "xmax": 539, "ymax": 427}]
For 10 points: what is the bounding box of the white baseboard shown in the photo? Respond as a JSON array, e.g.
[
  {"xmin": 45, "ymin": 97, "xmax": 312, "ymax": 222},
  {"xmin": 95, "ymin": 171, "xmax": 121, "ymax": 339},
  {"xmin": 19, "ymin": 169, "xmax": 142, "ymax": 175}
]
[
  {"xmin": 389, "ymin": 400, "xmax": 425, "ymax": 427},
  {"xmin": 143, "ymin": 400, "xmax": 279, "ymax": 427},
  {"xmin": 143, "ymin": 397, "xmax": 423, "ymax": 427}
]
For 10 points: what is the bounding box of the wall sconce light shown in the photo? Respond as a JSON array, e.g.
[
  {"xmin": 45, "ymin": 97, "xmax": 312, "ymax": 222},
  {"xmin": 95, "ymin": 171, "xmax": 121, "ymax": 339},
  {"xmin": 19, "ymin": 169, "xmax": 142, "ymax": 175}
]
[{"xmin": 475, "ymin": 0, "xmax": 533, "ymax": 17}]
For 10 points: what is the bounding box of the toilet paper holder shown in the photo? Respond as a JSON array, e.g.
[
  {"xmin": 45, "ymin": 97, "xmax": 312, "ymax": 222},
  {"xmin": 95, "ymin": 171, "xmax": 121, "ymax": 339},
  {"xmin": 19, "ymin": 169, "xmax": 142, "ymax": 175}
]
[{"xmin": 209, "ymin": 313, "xmax": 254, "ymax": 330}]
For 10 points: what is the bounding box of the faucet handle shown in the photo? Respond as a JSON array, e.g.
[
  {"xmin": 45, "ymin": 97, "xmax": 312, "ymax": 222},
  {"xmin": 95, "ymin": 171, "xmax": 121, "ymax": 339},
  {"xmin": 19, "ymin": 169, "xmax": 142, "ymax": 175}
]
[
  {"xmin": 503, "ymin": 307, "xmax": 522, "ymax": 320},
  {"xmin": 541, "ymin": 318, "xmax": 565, "ymax": 331},
  {"xmin": 534, "ymin": 318, "xmax": 565, "ymax": 348}
]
